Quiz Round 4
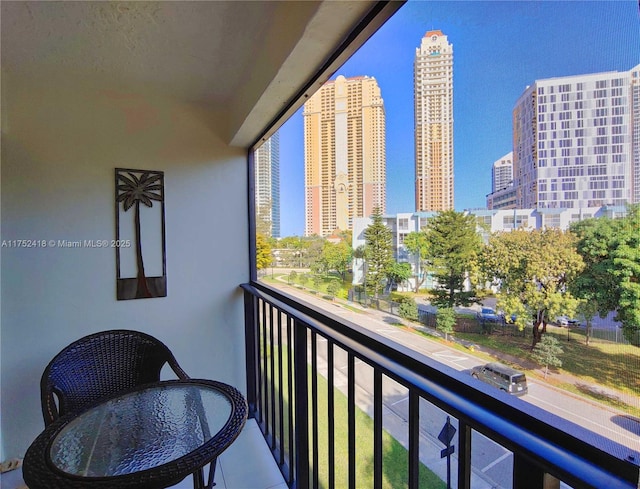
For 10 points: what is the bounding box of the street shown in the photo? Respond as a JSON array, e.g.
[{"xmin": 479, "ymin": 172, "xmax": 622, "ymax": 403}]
[{"xmin": 269, "ymin": 280, "xmax": 640, "ymax": 487}]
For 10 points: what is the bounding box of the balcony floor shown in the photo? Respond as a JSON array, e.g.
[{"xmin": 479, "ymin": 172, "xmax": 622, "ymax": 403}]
[{"xmin": 1, "ymin": 418, "xmax": 287, "ymax": 489}]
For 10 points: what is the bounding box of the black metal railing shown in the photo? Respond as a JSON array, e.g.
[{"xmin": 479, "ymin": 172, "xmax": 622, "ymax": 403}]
[{"xmin": 242, "ymin": 282, "xmax": 638, "ymax": 489}]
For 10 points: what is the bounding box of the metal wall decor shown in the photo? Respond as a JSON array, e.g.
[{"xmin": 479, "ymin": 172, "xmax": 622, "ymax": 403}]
[{"xmin": 115, "ymin": 168, "xmax": 167, "ymax": 300}]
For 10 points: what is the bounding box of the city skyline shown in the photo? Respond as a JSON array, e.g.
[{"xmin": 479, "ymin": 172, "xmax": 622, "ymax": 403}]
[{"xmin": 278, "ymin": 0, "xmax": 640, "ymax": 237}]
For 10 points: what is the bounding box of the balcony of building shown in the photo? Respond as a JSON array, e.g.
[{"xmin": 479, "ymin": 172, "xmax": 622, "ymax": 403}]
[{"xmin": 1, "ymin": 1, "xmax": 638, "ymax": 489}]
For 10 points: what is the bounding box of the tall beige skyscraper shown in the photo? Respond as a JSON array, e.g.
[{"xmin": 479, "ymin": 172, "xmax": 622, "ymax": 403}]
[
  {"xmin": 303, "ymin": 75, "xmax": 386, "ymax": 237},
  {"xmin": 414, "ymin": 30, "xmax": 454, "ymax": 211}
]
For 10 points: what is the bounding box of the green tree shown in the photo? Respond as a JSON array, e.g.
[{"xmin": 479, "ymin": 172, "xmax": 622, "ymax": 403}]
[
  {"xmin": 326, "ymin": 280, "xmax": 340, "ymax": 300},
  {"xmin": 436, "ymin": 307, "xmax": 456, "ymax": 341},
  {"xmin": 398, "ymin": 297, "xmax": 418, "ymax": 321},
  {"xmin": 404, "ymin": 231, "xmax": 429, "ymax": 293},
  {"xmin": 482, "ymin": 229, "xmax": 584, "ymax": 348},
  {"xmin": 313, "ymin": 274, "xmax": 322, "ymax": 290},
  {"xmin": 299, "ymin": 273, "xmax": 309, "ymax": 287},
  {"xmin": 531, "ymin": 335, "xmax": 563, "ymax": 379},
  {"xmin": 387, "ymin": 262, "xmax": 412, "ymax": 291},
  {"xmin": 571, "ymin": 205, "xmax": 640, "ymax": 345},
  {"xmin": 425, "ymin": 211, "xmax": 483, "ymax": 308},
  {"xmin": 288, "ymin": 270, "xmax": 297, "ymax": 285},
  {"xmin": 575, "ymin": 299, "xmax": 599, "ymax": 346},
  {"xmin": 255, "ymin": 233, "xmax": 272, "ymax": 271},
  {"xmin": 305, "ymin": 236, "xmax": 325, "ymax": 269},
  {"xmin": 319, "ymin": 240, "xmax": 353, "ymax": 280},
  {"xmin": 364, "ymin": 208, "xmax": 393, "ymax": 298},
  {"xmin": 278, "ymin": 236, "xmax": 306, "ymax": 268}
]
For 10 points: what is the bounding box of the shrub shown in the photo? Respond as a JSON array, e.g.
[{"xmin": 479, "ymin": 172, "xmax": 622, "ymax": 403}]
[
  {"xmin": 436, "ymin": 307, "xmax": 456, "ymax": 341},
  {"xmin": 398, "ymin": 299, "xmax": 418, "ymax": 321},
  {"xmin": 326, "ymin": 280, "xmax": 340, "ymax": 299}
]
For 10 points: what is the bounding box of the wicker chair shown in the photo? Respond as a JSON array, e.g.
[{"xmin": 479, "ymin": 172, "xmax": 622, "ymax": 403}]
[
  {"xmin": 40, "ymin": 329, "xmax": 222, "ymax": 488},
  {"xmin": 41, "ymin": 329, "xmax": 189, "ymax": 425}
]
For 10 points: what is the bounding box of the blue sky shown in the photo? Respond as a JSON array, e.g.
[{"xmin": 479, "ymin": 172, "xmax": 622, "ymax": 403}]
[{"xmin": 278, "ymin": 0, "xmax": 640, "ymax": 237}]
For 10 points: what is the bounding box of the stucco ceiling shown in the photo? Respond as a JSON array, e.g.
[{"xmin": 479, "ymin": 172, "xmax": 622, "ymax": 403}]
[{"xmin": 1, "ymin": 1, "xmax": 399, "ymax": 146}]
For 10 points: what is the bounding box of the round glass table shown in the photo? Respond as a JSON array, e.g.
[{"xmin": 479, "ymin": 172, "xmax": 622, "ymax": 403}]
[{"xmin": 23, "ymin": 379, "xmax": 247, "ymax": 489}]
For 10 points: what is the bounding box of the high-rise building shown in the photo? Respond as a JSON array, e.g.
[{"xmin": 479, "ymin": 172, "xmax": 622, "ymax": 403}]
[
  {"xmin": 303, "ymin": 75, "xmax": 386, "ymax": 237},
  {"xmin": 254, "ymin": 132, "xmax": 280, "ymax": 237},
  {"xmin": 513, "ymin": 65, "xmax": 640, "ymax": 209},
  {"xmin": 492, "ymin": 152, "xmax": 514, "ymax": 192},
  {"xmin": 486, "ymin": 152, "xmax": 516, "ymax": 209},
  {"xmin": 631, "ymin": 65, "xmax": 640, "ymax": 203},
  {"xmin": 414, "ymin": 30, "xmax": 454, "ymax": 212}
]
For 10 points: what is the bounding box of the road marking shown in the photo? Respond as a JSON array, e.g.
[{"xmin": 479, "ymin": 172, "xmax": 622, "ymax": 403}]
[
  {"xmin": 433, "ymin": 350, "xmax": 469, "ymax": 362},
  {"xmin": 391, "ymin": 396, "xmax": 409, "ymax": 406},
  {"xmin": 376, "ymin": 328, "xmax": 401, "ymax": 334},
  {"xmin": 481, "ymin": 451, "xmax": 511, "ymax": 473}
]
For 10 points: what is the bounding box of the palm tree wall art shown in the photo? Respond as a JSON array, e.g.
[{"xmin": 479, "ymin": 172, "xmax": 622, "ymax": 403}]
[{"xmin": 115, "ymin": 168, "xmax": 167, "ymax": 300}]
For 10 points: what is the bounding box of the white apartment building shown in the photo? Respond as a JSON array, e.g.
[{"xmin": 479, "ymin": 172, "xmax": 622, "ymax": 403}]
[
  {"xmin": 513, "ymin": 65, "xmax": 640, "ymax": 209},
  {"xmin": 414, "ymin": 30, "xmax": 454, "ymax": 212},
  {"xmin": 492, "ymin": 152, "xmax": 514, "ymax": 192}
]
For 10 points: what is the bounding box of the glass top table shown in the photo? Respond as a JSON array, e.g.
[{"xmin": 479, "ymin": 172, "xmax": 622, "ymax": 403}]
[{"xmin": 23, "ymin": 379, "xmax": 247, "ymax": 489}]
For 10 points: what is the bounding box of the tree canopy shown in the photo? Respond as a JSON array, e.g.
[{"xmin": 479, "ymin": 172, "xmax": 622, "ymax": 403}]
[
  {"xmin": 315, "ymin": 240, "xmax": 352, "ymax": 279},
  {"xmin": 364, "ymin": 208, "xmax": 393, "ymax": 298},
  {"xmin": 387, "ymin": 262, "xmax": 412, "ymax": 291},
  {"xmin": 424, "ymin": 211, "xmax": 483, "ymax": 308},
  {"xmin": 404, "ymin": 231, "xmax": 429, "ymax": 293},
  {"xmin": 571, "ymin": 205, "xmax": 640, "ymax": 345},
  {"xmin": 255, "ymin": 233, "xmax": 273, "ymax": 270},
  {"xmin": 482, "ymin": 228, "xmax": 584, "ymax": 348},
  {"xmin": 531, "ymin": 335, "xmax": 563, "ymax": 379}
]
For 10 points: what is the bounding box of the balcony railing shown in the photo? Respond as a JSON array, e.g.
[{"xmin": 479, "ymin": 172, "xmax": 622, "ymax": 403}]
[{"xmin": 241, "ymin": 282, "xmax": 638, "ymax": 489}]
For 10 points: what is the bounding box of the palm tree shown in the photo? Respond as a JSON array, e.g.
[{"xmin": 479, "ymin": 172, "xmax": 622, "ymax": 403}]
[{"xmin": 117, "ymin": 171, "xmax": 163, "ymax": 298}]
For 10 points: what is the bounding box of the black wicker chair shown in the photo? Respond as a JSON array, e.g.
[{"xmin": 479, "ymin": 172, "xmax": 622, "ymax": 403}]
[
  {"xmin": 41, "ymin": 329, "xmax": 189, "ymax": 425},
  {"xmin": 40, "ymin": 329, "xmax": 219, "ymax": 488}
]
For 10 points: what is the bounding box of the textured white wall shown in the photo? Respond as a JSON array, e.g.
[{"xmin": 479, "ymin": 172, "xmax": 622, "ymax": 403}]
[{"xmin": 1, "ymin": 75, "xmax": 250, "ymax": 459}]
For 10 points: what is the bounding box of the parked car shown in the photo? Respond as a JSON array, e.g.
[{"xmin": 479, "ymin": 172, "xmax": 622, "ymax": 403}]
[
  {"xmin": 477, "ymin": 307, "xmax": 502, "ymax": 322},
  {"xmin": 470, "ymin": 362, "xmax": 528, "ymax": 396},
  {"xmin": 556, "ymin": 316, "xmax": 579, "ymax": 327}
]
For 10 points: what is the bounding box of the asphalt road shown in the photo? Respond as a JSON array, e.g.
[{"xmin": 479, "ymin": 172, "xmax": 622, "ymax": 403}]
[{"xmin": 269, "ymin": 281, "xmax": 640, "ymax": 487}]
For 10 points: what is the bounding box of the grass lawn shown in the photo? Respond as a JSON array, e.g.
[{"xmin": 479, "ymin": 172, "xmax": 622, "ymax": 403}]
[
  {"xmin": 313, "ymin": 371, "xmax": 445, "ymax": 489},
  {"xmin": 267, "ymin": 345, "xmax": 446, "ymax": 488},
  {"xmin": 264, "ymin": 271, "xmax": 351, "ymax": 300}
]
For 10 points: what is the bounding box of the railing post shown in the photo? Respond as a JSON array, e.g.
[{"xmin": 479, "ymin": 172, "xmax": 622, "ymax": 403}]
[
  {"xmin": 458, "ymin": 421, "xmax": 472, "ymax": 489},
  {"xmin": 293, "ymin": 319, "xmax": 309, "ymax": 489},
  {"xmin": 243, "ymin": 290, "xmax": 258, "ymax": 416},
  {"xmin": 408, "ymin": 391, "xmax": 419, "ymax": 489},
  {"xmin": 513, "ymin": 453, "xmax": 546, "ymax": 489}
]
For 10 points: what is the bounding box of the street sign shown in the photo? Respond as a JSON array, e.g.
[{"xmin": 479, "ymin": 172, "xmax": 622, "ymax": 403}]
[
  {"xmin": 438, "ymin": 420, "xmax": 456, "ymax": 446},
  {"xmin": 438, "ymin": 416, "xmax": 456, "ymax": 489},
  {"xmin": 440, "ymin": 446, "xmax": 455, "ymax": 458}
]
